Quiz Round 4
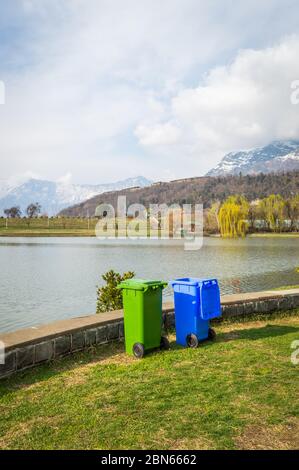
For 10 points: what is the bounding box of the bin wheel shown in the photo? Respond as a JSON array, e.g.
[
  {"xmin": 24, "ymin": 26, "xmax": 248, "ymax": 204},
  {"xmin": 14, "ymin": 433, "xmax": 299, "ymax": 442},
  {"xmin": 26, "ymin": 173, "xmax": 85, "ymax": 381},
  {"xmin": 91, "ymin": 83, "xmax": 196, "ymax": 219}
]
[
  {"xmin": 186, "ymin": 334, "xmax": 199, "ymax": 348},
  {"xmin": 208, "ymin": 328, "xmax": 216, "ymax": 340},
  {"xmin": 160, "ymin": 336, "xmax": 170, "ymax": 350},
  {"xmin": 133, "ymin": 343, "xmax": 145, "ymax": 359}
]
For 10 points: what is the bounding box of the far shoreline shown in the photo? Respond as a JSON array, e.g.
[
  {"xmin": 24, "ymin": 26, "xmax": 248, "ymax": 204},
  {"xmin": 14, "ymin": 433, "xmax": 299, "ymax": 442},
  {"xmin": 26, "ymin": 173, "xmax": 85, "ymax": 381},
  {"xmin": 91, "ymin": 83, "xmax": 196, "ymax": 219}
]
[{"xmin": 0, "ymin": 230, "xmax": 298, "ymax": 238}]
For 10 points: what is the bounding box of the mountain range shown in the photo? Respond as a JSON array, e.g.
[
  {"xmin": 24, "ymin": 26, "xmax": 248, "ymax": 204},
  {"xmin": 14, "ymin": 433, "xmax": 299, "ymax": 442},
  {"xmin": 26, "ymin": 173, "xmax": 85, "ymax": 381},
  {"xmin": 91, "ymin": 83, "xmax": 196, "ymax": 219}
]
[
  {"xmin": 0, "ymin": 176, "xmax": 152, "ymax": 216},
  {"xmin": 1, "ymin": 139, "xmax": 299, "ymax": 216},
  {"xmin": 207, "ymin": 140, "xmax": 299, "ymax": 176},
  {"xmin": 59, "ymin": 171, "xmax": 299, "ymax": 217}
]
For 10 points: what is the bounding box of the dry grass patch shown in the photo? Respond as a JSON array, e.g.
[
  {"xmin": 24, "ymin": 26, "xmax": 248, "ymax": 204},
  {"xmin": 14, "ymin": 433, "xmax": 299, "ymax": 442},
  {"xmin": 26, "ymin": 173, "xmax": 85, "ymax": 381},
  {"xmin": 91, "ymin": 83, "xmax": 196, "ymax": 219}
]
[
  {"xmin": 99, "ymin": 352, "xmax": 135, "ymax": 366},
  {"xmin": 151, "ymin": 428, "xmax": 214, "ymax": 450},
  {"xmin": 235, "ymin": 418, "xmax": 299, "ymax": 450},
  {"xmin": 0, "ymin": 416, "xmax": 62, "ymax": 450}
]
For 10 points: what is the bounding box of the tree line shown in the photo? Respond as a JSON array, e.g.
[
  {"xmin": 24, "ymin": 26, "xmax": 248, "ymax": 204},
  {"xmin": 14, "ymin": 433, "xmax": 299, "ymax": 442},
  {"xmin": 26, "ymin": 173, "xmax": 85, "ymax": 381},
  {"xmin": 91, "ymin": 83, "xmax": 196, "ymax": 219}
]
[
  {"xmin": 4, "ymin": 202, "xmax": 42, "ymax": 218},
  {"xmin": 205, "ymin": 194, "xmax": 299, "ymax": 237},
  {"xmin": 3, "ymin": 192, "xmax": 299, "ymax": 238}
]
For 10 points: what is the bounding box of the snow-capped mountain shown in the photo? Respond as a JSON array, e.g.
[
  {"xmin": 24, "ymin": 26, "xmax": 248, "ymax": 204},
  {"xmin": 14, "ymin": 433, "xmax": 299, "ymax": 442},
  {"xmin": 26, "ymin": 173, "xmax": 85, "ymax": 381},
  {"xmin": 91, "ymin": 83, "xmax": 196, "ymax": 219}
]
[
  {"xmin": 207, "ymin": 140, "xmax": 299, "ymax": 176},
  {"xmin": 0, "ymin": 176, "xmax": 152, "ymax": 216}
]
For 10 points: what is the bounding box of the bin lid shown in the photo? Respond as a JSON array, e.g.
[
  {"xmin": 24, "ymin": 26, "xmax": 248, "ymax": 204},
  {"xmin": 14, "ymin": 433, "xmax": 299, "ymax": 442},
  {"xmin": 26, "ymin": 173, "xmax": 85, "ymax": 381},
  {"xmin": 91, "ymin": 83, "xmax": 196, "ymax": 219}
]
[
  {"xmin": 170, "ymin": 277, "xmax": 218, "ymax": 287},
  {"xmin": 118, "ymin": 278, "xmax": 167, "ymax": 291}
]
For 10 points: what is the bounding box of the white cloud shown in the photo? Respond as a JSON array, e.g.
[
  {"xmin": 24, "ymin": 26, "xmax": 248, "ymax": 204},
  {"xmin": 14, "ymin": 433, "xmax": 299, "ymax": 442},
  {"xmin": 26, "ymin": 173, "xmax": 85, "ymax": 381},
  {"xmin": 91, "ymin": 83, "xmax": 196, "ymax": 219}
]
[
  {"xmin": 1, "ymin": 1, "xmax": 299, "ymax": 181},
  {"xmin": 135, "ymin": 122, "xmax": 181, "ymax": 146},
  {"xmin": 136, "ymin": 35, "xmax": 299, "ymax": 174},
  {"xmin": 57, "ymin": 172, "xmax": 73, "ymax": 185},
  {"xmin": 7, "ymin": 171, "xmax": 40, "ymax": 188}
]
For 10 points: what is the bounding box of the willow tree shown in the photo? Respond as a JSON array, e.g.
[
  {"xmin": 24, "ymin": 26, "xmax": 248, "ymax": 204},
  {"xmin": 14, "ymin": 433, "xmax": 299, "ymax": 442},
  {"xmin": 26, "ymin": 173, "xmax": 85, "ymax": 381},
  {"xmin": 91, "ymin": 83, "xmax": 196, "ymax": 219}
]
[
  {"xmin": 258, "ymin": 194, "xmax": 285, "ymax": 232},
  {"xmin": 218, "ymin": 195, "xmax": 249, "ymax": 238},
  {"xmin": 285, "ymin": 195, "xmax": 299, "ymax": 231},
  {"xmin": 205, "ymin": 201, "xmax": 221, "ymax": 234}
]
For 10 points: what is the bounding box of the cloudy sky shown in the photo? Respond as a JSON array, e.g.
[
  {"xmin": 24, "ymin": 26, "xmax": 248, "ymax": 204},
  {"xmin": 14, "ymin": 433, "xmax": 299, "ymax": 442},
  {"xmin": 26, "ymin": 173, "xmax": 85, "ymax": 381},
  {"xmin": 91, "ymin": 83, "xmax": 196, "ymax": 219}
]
[{"xmin": 1, "ymin": 0, "xmax": 299, "ymax": 185}]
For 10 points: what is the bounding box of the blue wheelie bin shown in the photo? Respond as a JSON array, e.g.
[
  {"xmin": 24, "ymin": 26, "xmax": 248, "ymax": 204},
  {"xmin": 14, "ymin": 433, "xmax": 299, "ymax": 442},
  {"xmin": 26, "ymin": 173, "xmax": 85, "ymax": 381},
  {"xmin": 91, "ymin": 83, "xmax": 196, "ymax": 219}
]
[{"xmin": 170, "ymin": 278, "xmax": 221, "ymax": 348}]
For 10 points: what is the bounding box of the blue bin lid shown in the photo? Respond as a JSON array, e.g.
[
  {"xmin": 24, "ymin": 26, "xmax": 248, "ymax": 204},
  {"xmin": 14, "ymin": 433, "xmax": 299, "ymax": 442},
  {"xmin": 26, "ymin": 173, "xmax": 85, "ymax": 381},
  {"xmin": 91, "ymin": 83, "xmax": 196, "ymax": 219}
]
[{"xmin": 170, "ymin": 278, "xmax": 218, "ymax": 287}]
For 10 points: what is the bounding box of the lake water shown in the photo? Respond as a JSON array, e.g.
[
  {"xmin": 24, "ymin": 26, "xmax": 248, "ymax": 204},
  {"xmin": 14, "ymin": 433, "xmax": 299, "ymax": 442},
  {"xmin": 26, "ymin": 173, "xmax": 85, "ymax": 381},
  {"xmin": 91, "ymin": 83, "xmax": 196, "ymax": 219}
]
[{"xmin": 0, "ymin": 236, "xmax": 299, "ymax": 333}]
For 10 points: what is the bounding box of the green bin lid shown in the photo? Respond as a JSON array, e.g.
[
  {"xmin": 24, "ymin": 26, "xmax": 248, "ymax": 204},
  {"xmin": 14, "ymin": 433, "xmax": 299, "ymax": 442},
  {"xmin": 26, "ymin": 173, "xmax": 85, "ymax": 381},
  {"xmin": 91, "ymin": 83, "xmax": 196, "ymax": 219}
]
[{"xmin": 118, "ymin": 278, "xmax": 167, "ymax": 291}]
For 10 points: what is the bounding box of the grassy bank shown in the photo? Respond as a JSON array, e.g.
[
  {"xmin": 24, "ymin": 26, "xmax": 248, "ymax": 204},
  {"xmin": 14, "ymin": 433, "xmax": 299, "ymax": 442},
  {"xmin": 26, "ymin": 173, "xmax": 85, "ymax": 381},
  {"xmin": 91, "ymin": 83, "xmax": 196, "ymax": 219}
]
[
  {"xmin": 272, "ymin": 285, "xmax": 299, "ymax": 291},
  {"xmin": 0, "ymin": 218, "xmax": 98, "ymax": 237},
  {"xmin": 0, "ymin": 311, "xmax": 298, "ymax": 450},
  {"xmin": 248, "ymin": 232, "xmax": 299, "ymax": 238},
  {"xmin": 1, "ymin": 227, "xmax": 299, "ymax": 238},
  {"xmin": 1, "ymin": 218, "xmax": 299, "ymax": 238},
  {"xmin": 0, "ymin": 228, "xmax": 96, "ymax": 237}
]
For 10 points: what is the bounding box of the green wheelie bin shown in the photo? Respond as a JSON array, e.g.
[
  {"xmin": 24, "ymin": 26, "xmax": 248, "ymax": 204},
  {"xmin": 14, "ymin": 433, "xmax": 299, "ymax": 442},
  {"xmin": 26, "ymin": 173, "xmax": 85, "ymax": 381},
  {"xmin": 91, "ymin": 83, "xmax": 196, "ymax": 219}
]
[{"xmin": 118, "ymin": 279, "xmax": 169, "ymax": 358}]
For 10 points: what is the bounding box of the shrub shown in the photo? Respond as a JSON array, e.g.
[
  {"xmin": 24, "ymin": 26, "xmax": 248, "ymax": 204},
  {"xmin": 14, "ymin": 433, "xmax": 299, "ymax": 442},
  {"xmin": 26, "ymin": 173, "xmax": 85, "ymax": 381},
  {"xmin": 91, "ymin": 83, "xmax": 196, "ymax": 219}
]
[{"xmin": 96, "ymin": 269, "xmax": 135, "ymax": 313}]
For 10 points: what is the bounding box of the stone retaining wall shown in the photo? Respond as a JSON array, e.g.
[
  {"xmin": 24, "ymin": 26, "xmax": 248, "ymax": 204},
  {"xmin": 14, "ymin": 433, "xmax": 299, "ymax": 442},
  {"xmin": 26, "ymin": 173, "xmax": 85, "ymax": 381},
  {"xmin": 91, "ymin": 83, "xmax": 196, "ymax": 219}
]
[
  {"xmin": 0, "ymin": 322, "xmax": 124, "ymax": 379},
  {"xmin": 1, "ymin": 288, "xmax": 299, "ymax": 379}
]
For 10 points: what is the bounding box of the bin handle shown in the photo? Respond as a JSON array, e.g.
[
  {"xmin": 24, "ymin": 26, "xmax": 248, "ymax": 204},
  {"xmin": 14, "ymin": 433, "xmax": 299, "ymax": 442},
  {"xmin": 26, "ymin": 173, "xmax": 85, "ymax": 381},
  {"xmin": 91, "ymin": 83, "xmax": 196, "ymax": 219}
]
[{"xmin": 202, "ymin": 279, "xmax": 217, "ymax": 286}]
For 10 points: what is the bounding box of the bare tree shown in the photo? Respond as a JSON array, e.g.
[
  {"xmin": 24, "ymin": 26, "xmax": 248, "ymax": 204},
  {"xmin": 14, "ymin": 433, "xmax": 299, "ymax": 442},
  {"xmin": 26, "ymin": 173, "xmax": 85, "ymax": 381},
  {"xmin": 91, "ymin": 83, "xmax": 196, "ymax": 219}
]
[
  {"xmin": 4, "ymin": 206, "xmax": 22, "ymax": 218},
  {"xmin": 26, "ymin": 202, "xmax": 41, "ymax": 218}
]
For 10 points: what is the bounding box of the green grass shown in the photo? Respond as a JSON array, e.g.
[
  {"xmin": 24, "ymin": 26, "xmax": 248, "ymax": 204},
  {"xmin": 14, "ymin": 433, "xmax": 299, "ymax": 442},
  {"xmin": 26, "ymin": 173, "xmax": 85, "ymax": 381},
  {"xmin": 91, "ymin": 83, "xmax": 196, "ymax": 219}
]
[
  {"xmin": 0, "ymin": 218, "xmax": 98, "ymax": 237},
  {"xmin": 1, "ymin": 312, "xmax": 299, "ymax": 450},
  {"xmin": 1, "ymin": 218, "xmax": 299, "ymax": 238},
  {"xmin": 0, "ymin": 228, "xmax": 96, "ymax": 237},
  {"xmin": 271, "ymin": 285, "xmax": 299, "ymax": 291},
  {"xmin": 248, "ymin": 232, "xmax": 299, "ymax": 238}
]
